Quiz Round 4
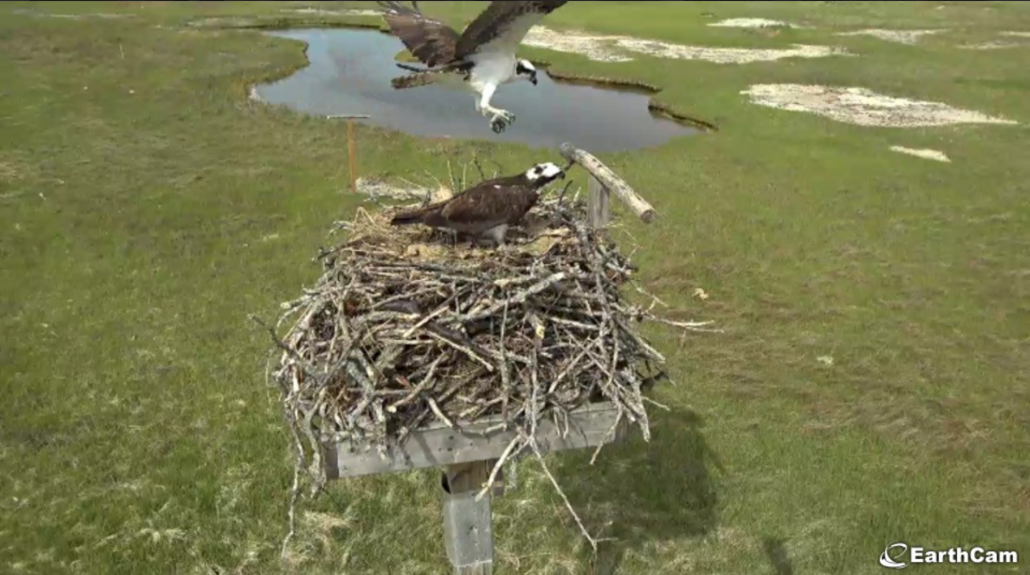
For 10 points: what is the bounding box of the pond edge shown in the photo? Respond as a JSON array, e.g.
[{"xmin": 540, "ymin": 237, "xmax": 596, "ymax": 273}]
[
  {"xmin": 541, "ymin": 68, "xmax": 718, "ymax": 132},
  {"xmin": 203, "ymin": 17, "xmax": 719, "ymax": 134}
]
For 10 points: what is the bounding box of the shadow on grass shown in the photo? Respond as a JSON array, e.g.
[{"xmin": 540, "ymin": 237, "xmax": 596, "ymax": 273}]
[
  {"xmin": 554, "ymin": 405, "xmax": 722, "ymax": 574},
  {"xmin": 763, "ymin": 536, "xmax": 795, "ymax": 575}
]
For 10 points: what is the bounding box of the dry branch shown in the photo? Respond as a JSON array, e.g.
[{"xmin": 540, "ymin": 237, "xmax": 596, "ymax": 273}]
[{"xmin": 559, "ymin": 143, "xmax": 657, "ymax": 224}]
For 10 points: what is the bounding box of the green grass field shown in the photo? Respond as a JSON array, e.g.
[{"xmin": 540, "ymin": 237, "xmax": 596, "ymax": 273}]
[{"xmin": 2, "ymin": 1, "xmax": 1028, "ymax": 573}]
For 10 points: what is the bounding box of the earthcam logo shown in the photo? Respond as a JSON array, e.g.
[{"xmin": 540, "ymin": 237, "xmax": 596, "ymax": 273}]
[{"xmin": 879, "ymin": 542, "xmax": 1019, "ymax": 569}]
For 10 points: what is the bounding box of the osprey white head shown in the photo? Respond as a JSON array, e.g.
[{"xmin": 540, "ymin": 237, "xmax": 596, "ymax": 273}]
[
  {"xmin": 515, "ymin": 59, "xmax": 538, "ymax": 85},
  {"xmin": 524, "ymin": 162, "xmax": 565, "ymax": 184}
]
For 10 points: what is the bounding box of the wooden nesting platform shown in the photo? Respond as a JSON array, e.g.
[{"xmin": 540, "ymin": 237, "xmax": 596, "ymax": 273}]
[
  {"xmin": 324, "ymin": 401, "xmax": 628, "ymax": 480},
  {"xmin": 311, "ymin": 142, "xmax": 657, "ymax": 575},
  {"xmin": 322, "ymin": 401, "xmax": 628, "ymax": 575}
]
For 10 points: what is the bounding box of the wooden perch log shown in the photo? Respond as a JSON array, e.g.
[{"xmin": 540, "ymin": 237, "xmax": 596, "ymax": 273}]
[{"xmin": 559, "ymin": 142, "xmax": 658, "ymax": 225}]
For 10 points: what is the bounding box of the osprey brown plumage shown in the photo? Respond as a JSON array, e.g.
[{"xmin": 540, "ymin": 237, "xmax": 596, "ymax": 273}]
[
  {"xmin": 379, "ymin": 1, "xmax": 567, "ymax": 67},
  {"xmin": 376, "ymin": 1, "xmax": 569, "ymax": 133},
  {"xmin": 377, "ymin": 1, "xmax": 460, "ymax": 68},
  {"xmin": 390, "ymin": 162, "xmax": 566, "ymax": 246}
]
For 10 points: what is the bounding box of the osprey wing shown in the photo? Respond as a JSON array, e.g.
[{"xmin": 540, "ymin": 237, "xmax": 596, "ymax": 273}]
[
  {"xmin": 377, "ymin": 1, "xmax": 461, "ymax": 67},
  {"xmin": 438, "ymin": 179, "xmax": 527, "ymax": 228},
  {"xmin": 454, "ymin": 1, "xmax": 568, "ymax": 59}
]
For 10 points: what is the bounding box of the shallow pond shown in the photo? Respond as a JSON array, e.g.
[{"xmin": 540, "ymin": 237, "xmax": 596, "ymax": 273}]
[{"xmin": 255, "ymin": 28, "xmax": 699, "ymax": 152}]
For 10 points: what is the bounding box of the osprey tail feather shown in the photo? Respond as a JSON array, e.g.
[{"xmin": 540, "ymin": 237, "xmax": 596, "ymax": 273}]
[
  {"xmin": 391, "ymin": 71, "xmax": 444, "ymax": 90},
  {"xmin": 390, "ymin": 204, "xmax": 439, "ymax": 226},
  {"xmin": 389, "ymin": 211, "xmax": 424, "ymax": 225}
]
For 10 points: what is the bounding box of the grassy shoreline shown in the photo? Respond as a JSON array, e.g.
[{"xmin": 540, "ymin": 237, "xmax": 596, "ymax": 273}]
[{"xmin": 2, "ymin": 1, "xmax": 1028, "ymax": 574}]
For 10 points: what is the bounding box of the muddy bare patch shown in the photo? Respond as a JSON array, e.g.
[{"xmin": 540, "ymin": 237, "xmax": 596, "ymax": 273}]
[
  {"xmin": 187, "ymin": 15, "xmax": 382, "ymax": 30},
  {"xmin": 708, "ymin": 18, "xmax": 803, "ymax": 29},
  {"xmin": 959, "ymin": 41, "xmax": 1024, "ymax": 51},
  {"xmin": 890, "ymin": 146, "xmax": 951, "ymax": 162},
  {"xmin": 355, "ymin": 177, "xmax": 453, "ymax": 203},
  {"xmin": 742, "ymin": 84, "xmax": 1018, "ymax": 127},
  {"xmin": 523, "ymin": 27, "xmax": 635, "ymax": 62},
  {"xmin": 961, "ymin": 31, "xmax": 1030, "ymax": 49},
  {"xmin": 281, "ymin": 8, "xmax": 381, "ymax": 17},
  {"xmin": 524, "ymin": 26, "xmax": 846, "ymax": 64},
  {"xmin": 837, "ymin": 29, "xmax": 945, "ymax": 44},
  {"xmin": 187, "ymin": 16, "xmax": 261, "ymax": 29},
  {"xmin": 0, "ymin": 162, "xmax": 22, "ymax": 183},
  {"xmin": 0, "ymin": 153, "xmax": 35, "ymax": 183},
  {"xmin": 12, "ymin": 9, "xmax": 134, "ymax": 20},
  {"xmin": 616, "ymin": 38, "xmax": 846, "ymax": 64},
  {"xmin": 356, "ymin": 178, "xmax": 424, "ymax": 201}
]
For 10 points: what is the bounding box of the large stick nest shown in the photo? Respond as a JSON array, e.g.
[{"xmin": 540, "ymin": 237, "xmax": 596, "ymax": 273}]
[
  {"xmin": 262, "ymin": 180, "xmax": 718, "ymax": 552},
  {"xmin": 266, "ymin": 191, "xmax": 709, "ymax": 492}
]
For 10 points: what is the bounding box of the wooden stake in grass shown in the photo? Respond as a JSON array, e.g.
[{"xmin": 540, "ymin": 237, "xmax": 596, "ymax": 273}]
[
  {"xmin": 325, "ymin": 114, "xmax": 370, "ymax": 194},
  {"xmin": 348, "ymin": 119, "xmax": 357, "ymax": 194}
]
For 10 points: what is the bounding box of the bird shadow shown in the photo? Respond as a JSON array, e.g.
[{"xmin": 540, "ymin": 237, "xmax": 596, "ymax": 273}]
[
  {"xmin": 763, "ymin": 537, "xmax": 796, "ymax": 575},
  {"xmin": 549, "ymin": 404, "xmax": 723, "ymax": 574}
]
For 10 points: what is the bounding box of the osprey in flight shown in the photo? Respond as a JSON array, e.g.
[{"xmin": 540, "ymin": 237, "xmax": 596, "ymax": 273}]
[
  {"xmin": 376, "ymin": 0, "xmax": 569, "ymax": 133},
  {"xmin": 390, "ymin": 162, "xmax": 566, "ymax": 246}
]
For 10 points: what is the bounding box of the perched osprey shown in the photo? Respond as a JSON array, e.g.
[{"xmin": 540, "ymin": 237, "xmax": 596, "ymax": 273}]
[
  {"xmin": 390, "ymin": 162, "xmax": 566, "ymax": 246},
  {"xmin": 376, "ymin": 0, "xmax": 569, "ymax": 133}
]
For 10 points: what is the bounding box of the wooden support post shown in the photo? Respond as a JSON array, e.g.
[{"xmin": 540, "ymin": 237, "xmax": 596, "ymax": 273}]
[
  {"xmin": 587, "ymin": 174, "xmax": 610, "ymax": 229},
  {"xmin": 559, "ymin": 142, "xmax": 658, "ymax": 224},
  {"xmin": 442, "ymin": 460, "xmax": 498, "ymax": 575},
  {"xmin": 323, "ymin": 404, "xmax": 628, "ymax": 574}
]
